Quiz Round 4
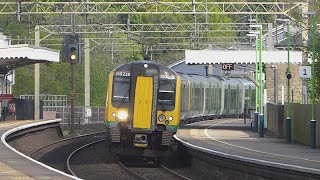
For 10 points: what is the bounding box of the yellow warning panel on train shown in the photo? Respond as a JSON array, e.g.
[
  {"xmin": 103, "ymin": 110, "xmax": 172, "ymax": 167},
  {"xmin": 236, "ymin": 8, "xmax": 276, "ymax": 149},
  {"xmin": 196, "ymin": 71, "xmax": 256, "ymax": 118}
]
[{"xmin": 133, "ymin": 76, "xmax": 153, "ymax": 129}]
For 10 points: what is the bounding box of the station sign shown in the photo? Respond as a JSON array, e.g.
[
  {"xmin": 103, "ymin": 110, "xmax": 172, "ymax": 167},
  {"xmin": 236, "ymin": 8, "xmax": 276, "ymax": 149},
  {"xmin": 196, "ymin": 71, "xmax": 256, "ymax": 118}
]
[
  {"xmin": 222, "ymin": 63, "xmax": 234, "ymax": 70},
  {"xmin": 0, "ymin": 94, "xmax": 13, "ymax": 101},
  {"xmin": 299, "ymin": 66, "xmax": 311, "ymax": 79}
]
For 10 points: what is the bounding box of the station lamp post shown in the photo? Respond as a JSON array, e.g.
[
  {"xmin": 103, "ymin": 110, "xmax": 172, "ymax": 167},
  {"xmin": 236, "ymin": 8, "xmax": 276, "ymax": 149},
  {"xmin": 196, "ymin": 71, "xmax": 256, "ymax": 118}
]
[
  {"xmin": 276, "ymin": 18, "xmax": 291, "ymax": 143},
  {"xmin": 306, "ymin": 12, "xmax": 317, "ymax": 148},
  {"xmin": 249, "ymin": 24, "xmax": 264, "ymax": 137},
  {"xmin": 250, "ymin": 24, "xmax": 264, "ymax": 137},
  {"xmin": 247, "ymin": 32, "xmax": 259, "ymax": 132}
]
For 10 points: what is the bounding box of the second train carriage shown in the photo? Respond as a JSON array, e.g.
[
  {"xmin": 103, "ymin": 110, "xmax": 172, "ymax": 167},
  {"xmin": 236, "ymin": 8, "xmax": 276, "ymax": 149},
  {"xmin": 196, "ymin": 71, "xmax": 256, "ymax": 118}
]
[
  {"xmin": 105, "ymin": 60, "xmax": 256, "ymax": 156},
  {"xmin": 178, "ymin": 73, "xmax": 256, "ymax": 122}
]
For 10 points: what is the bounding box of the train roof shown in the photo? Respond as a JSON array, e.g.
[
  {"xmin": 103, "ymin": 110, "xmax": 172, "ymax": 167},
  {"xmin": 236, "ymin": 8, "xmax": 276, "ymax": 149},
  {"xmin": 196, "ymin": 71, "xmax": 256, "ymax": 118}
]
[
  {"xmin": 113, "ymin": 60, "xmax": 177, "ymax": 74},
  {"xmin": 179, "ymin": 73, "xmax": 222, "ymax": 83},
  {"xmin": 234, "ymin": 77, "xmax": 255, "ymax": 86},
  {"xmin": 111, "ymin": 60, "xmax": 179, "ymax": 80}
]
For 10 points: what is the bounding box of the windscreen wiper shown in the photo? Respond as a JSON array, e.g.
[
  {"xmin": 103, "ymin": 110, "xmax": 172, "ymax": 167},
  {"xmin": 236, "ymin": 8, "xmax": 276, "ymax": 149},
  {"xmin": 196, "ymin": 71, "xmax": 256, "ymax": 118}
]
[{"xmin": 117, "ymin": 90, "xmax": 129, "ymax": 106}]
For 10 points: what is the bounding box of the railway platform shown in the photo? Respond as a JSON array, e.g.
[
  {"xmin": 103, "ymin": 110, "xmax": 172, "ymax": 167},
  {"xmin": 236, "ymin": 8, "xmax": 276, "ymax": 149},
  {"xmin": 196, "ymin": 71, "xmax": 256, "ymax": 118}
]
[
  {"xmin": 175, "ymin": 119, "xmax": 320, "ymax": 177},
  {"xmin": 0, "ymin": 120, "xmax": 77, "ymax": 180}
]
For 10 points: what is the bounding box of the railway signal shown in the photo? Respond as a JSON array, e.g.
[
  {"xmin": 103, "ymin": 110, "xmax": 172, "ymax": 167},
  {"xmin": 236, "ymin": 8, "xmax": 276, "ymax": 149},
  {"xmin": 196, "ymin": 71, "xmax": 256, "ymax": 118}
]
[
  {"xmin": 64, "ymin": 35, "xmax": 79, "ymax": 63},
  {"xmin": 64, "ymin": 34, "xmax": 79, "ymax": 134}
]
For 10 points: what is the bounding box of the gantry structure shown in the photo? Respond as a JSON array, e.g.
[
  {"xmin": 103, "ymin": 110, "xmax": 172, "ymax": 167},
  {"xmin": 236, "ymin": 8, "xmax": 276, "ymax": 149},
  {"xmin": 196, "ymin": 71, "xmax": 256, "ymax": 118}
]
[
  {"xmin": 0, "ymin": 1, "xmax": 308, "ymax": 52},
  {"xmin": 0, "ymin": 1, "xmax": 311, "ymax": 119}
]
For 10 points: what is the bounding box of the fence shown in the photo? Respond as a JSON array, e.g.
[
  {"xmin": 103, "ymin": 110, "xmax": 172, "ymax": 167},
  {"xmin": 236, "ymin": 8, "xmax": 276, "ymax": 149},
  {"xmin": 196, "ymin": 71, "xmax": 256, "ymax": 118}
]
[
  {"xmin": 12, "ymin": 98, "xmax": 43, "ymax": 120},
  {"xmin": 266, "ymin": 103, "xmax": 284, "ymax": 138},
  {"xmin": 290, "ymin": 103, "xmax": 320, "ymax": 147},
  {"xmin": 267, "ymin": 102, "xmax": 320, "ymax": 147},
  {"xmin": 20, "ymin": 94, "xmax": 67, "ymax": 107},
  {"xmin": 43, "ymin": 106, "xmax": 105, "ymax": 124}
]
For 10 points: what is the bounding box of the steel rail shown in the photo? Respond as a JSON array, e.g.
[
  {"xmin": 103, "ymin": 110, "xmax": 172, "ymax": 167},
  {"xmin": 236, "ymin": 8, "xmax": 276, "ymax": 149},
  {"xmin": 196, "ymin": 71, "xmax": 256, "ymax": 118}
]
[
  {"xmin": 160, "ymin": 164, "xmax": 191, "ymax": 180},
  {"xmin": 118, "ymin": 161, "xmax": 149, "ymax": 180},
  {"xmin": 29, "ymin": 131, "xmax": 106, "ymax": 157},
  {"xmin": 118, "ymin": 159, "xmax": 190, "ymax": 180},
  {"xmin": 66, "ymin": 138, "xmax": 106, "ymax": 177}
]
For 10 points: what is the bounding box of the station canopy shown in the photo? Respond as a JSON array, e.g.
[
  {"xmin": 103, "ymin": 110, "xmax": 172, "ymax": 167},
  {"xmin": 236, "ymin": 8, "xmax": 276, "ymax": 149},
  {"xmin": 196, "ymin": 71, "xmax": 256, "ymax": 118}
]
[
  {"xmin": 185, "ymin": 50, "xmax": 305, "ymax": 64},
  {"xmin": 0, "ymin": 44, "xmax": 60, "ymax": 74}
]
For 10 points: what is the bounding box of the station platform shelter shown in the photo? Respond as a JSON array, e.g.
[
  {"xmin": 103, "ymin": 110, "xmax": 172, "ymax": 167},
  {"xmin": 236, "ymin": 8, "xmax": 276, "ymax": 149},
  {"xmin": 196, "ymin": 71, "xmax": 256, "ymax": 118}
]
[{"xmin": 0, "ymin": 33, "xmax": 59, "ymax": 121}]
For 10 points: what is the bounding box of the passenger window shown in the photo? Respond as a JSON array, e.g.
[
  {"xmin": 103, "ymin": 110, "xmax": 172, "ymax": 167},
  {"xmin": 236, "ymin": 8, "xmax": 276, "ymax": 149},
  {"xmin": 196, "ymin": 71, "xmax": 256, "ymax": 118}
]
[
  {"xmin": 157, "ymin": 79, "xmax": 176, "ymax": 111},
  {"xmin": 112, "ymin": 76, "xmax": 130, "ymax": 107}
]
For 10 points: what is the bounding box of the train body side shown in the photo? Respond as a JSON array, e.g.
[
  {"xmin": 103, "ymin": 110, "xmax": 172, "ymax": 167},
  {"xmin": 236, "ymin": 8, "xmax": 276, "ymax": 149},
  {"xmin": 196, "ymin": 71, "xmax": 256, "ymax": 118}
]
[{"xmin": 178, "ymin": 74, "xmax": 256, "ymax": 123}]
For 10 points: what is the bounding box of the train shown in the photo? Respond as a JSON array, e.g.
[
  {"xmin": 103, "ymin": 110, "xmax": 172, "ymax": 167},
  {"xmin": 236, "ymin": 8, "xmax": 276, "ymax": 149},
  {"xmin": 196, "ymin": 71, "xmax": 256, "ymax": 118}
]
[{"xmin": 105, "ymin": 60, "xmax": 255, "ymax": 157}]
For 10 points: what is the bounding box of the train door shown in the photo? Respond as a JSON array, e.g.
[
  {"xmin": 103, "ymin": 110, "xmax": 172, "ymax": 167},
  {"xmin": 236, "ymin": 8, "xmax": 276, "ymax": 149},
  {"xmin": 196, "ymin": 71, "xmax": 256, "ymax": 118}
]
[
  {"xmin": 207, "ymin": 82, "xmax": 213, "ymax": 115},
  {"xmin": 229, "ymin": 84, "xmax": 236, "ymax": 114},
  {"xmin": 220, "ymin": 82, "xmax": 225, "ymax": 115},
  {"xmin": 224, "ymin": 84, "xmax": 230, "ymax": 114},
  {"xmin": 215, "ymin": 82, "xmax": 219, "ymax": 115},
  {"xmin": 133, "ymin": 76, "xmax": 153, "ymax": 129},
  {"xmin": 237, "ymin": 84, "xmax": 241, "ymax": 114}
]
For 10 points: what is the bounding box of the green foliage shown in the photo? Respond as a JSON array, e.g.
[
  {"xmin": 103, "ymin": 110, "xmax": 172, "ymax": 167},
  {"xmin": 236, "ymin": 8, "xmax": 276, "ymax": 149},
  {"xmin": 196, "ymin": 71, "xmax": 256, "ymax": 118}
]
[
  {"xmin": 12, "ymin": 65, "xmax": 34, "ymax": 96},
  {"xmin": 10, "ymin": 0, "xmax": 237, "ymax": 106}
]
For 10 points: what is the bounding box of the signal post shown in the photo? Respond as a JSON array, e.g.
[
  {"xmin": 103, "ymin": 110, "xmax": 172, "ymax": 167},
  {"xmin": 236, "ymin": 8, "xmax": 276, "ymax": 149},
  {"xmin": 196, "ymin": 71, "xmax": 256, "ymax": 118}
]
[{"xmin": 64, "ymin": 35, "xmax": 79, "ymax": 134}]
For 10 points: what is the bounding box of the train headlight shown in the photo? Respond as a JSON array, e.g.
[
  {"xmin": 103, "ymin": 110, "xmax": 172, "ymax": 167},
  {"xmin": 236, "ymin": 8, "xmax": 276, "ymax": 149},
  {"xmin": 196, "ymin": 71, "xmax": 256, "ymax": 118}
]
[
  {"xmin": 112, "ymin": 112, "xmax": 116, "ymax": 117},
  {"xmin": 118, "ymin": 111, "xmax": 128, "ymax": 120},
  {"xmin": 158, "ymin": 114, "xmax": 166, "ymax": 121},
  {"xmin": 168, "ymin": 116, "xmax": 173, "ymax": 121}
]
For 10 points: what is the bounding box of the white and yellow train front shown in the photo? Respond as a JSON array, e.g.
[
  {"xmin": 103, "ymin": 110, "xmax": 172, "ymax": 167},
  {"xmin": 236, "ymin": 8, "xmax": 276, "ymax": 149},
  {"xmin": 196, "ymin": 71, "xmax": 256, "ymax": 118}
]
[{"xmin": 105, "ymin": 61, "xmax": 180, "ymax": 153}]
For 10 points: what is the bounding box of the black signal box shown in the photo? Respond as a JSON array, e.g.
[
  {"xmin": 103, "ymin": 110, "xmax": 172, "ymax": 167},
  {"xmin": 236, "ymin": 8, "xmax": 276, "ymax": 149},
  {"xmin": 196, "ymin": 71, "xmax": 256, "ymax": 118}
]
[{"xmin": 64, "ymin": 35, "xmax": 79, "ymax": 63}]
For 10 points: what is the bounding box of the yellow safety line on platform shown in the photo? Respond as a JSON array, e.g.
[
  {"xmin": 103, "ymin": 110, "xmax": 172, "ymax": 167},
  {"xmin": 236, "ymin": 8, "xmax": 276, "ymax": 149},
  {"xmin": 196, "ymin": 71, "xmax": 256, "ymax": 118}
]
[
  {"xmin": 0, "ymin": 161, "xmax": 34, "ymax": 180},
  {"xmin": 203, "ymin": 120, "xmax": 320, "ymax": 164},
  {"xmin": 0, "ymin": 121, "xmax": 36, "ymax": 129},
  {"xmin": 189, "ymin": 119, "xmax": 237, "ymax": 138}
]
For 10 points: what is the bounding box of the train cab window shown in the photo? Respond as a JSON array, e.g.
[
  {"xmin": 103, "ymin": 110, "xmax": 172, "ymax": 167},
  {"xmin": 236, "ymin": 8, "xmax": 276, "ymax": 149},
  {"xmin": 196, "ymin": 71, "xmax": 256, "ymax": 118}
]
[
  {"xmin": 158, "ymin": 79, "xmax": 176, "ymax": 111},
  {"xmin": 112, "ymin": 76, "xmax": 130, "ymax": 107}
]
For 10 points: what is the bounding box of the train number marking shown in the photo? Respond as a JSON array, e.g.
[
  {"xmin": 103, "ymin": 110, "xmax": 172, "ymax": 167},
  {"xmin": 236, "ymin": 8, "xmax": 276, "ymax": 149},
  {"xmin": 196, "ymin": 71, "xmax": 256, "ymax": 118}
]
[{"xmin": 115, "ymin": 71, "xmax": 131, "ymax": 76}]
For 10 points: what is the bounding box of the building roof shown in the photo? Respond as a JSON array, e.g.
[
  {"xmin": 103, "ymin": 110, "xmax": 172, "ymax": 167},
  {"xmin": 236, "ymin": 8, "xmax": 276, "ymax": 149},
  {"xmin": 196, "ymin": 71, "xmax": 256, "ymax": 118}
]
[
  {"xmin": 185, "ymin": 50, "xmax": 304, "ymax": 64},
  {"xmin": 170, "ymin": 60, "xmax": 255, "ymax": 77},
  {"xmin": 0, "ymin": 44, "xmax": 60, "ymax": 74}
]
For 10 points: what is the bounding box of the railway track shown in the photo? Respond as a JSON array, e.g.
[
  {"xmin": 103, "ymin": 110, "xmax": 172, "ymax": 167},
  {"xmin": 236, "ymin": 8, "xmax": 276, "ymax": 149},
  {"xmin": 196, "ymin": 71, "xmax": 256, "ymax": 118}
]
[
  {"xmin": 29, "ymin": 131, "xmax": 107, "ymax": 174},
  {"xmin": 118, "ymin": 159, "xmax": 190, "ymax": 180},
  {"xmin": 67, "ymin": 138, "xmax": 107, "ymax": 177},
  {"xmin": 29, "ymin": 131, "xmax": 107, "ymax": 157},
  {"xmin": 67, "ymin": 139, "xmax": 190, "ymax": 180}
]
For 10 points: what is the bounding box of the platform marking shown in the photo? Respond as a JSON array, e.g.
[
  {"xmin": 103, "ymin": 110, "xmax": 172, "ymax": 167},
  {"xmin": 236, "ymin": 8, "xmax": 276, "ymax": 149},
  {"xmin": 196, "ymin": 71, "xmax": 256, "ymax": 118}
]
[
  {"xmin": 204, "ymin": 121, "xmax": 320, "ymax": 164},
  {"xmin": 189, "ymin": 119, "xmax": 238, "ymax": 139},
  {"xmin": 177, "ymin": 120, "xmax": 320, "ymax": 173},
  {"xmin": 174, "ymin": 134, "xmax": 320, "ymax": 174},
  {"xmin": 0, "ymin": 161, "xmax": 34, "ymax": 180},
  {"xmin": 1, "ymin": 119, "xmax": 81, "ymax": 180},
  {"xmin": 0, "ymin": 121, "xmax": 36, "ymax": 129},
  {"xmin": 177, "ymin": 119, "xmax": 320, "ymax": 174}
]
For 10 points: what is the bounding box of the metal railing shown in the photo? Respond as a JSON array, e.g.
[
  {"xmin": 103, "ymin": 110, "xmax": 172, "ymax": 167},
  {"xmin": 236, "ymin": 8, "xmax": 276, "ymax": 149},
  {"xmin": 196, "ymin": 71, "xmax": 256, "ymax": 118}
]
[
  {"xmin": 20, "ymin": 94, "xmax": 68, "ymax": 107},
  {"xmin": 43, "ymin": 106, "xmax": 105, "ymax": 125}
]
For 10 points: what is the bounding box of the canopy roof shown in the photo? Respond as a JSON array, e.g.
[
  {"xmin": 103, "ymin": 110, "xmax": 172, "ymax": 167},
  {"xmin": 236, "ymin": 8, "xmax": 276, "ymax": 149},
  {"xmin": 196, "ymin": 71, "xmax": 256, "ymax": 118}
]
[
  {"xmin": 0, "ymin": 44, "xmax": 60, "ymax": 74},
  {"xmin": 185, "ymin": 50, "xmax": 305, "ymax": 64}
]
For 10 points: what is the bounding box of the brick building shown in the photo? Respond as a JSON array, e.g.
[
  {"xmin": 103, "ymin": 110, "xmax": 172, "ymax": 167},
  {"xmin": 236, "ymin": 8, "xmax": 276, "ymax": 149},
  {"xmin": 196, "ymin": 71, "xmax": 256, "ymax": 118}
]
[{"xmin": 265, "ymin": 63, "xmax": 304, "ymax": 104}]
